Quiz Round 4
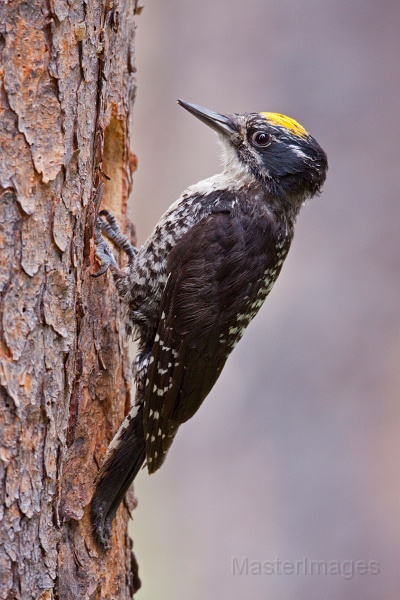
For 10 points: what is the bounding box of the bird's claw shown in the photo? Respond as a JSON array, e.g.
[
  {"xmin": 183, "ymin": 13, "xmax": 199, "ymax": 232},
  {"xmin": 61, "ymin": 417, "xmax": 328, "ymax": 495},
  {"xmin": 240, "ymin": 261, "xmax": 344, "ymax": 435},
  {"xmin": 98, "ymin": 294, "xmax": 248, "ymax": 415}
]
[
  {"xmin": 99, "ymin": 210, "xmax": 138, "ymax": 263},
  {"xmin": 91, "ymin": 217, "xmax": 118, "ymax": 278}
]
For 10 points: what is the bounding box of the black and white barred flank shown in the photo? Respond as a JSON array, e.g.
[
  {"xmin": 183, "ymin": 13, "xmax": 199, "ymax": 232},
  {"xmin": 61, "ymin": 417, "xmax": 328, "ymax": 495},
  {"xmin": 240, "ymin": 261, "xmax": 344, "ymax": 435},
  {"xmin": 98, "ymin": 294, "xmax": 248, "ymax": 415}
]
[{"xmin": 91, "ymin": 102, "xmax": 327, "ymax": 549}]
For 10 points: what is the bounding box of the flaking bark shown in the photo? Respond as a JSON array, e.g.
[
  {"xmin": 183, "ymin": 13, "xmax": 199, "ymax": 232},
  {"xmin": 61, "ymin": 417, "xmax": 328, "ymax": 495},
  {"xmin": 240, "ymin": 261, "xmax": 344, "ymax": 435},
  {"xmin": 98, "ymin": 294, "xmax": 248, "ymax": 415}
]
[{"xmin": 0, "ymin": 0, "xmax": 141, "ymax": 597}]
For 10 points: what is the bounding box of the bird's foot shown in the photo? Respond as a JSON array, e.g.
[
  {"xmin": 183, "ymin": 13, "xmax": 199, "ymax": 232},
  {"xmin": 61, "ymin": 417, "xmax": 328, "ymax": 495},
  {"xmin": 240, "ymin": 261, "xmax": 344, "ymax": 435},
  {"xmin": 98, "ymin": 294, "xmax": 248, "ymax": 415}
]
[
  {"xmin": 92, "ymin": 216, "xmax": 118, "ymax": 277},
  {"xmin": 99, "ymin": 210, "xmax": 138, "ymax": 262}
]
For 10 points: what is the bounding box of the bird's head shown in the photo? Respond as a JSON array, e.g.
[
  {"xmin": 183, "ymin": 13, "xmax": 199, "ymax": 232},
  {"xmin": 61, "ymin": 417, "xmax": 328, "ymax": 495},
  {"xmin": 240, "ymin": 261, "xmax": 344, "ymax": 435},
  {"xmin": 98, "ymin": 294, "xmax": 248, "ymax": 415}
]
[{"xmin": 178, "ymin": 100, "xmax": 328, "ymax": 205}]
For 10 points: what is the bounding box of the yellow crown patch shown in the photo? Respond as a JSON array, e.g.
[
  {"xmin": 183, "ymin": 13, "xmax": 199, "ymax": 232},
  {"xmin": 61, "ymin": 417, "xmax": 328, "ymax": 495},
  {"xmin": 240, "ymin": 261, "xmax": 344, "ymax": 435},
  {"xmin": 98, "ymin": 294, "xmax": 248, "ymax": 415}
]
[{"xmin": 260, "ymin": 112, "xmax": 308, "ymax": 137}]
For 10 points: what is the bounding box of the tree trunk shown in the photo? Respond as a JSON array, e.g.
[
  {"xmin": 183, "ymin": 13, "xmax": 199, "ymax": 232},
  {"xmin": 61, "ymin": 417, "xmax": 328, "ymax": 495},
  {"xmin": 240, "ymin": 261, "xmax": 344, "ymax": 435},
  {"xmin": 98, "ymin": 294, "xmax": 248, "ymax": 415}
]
[{"xmin": 0, "ymin": 0, "xmax": 141, "ymax": 597}]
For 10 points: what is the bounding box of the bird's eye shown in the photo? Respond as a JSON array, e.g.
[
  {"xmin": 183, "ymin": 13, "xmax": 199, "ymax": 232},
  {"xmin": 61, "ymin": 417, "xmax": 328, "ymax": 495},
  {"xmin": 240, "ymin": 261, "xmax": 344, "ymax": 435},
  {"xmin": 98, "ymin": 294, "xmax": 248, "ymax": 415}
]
[{"xmin": 251, "ymin": 131, "xmax": 271, "ymax": 148}]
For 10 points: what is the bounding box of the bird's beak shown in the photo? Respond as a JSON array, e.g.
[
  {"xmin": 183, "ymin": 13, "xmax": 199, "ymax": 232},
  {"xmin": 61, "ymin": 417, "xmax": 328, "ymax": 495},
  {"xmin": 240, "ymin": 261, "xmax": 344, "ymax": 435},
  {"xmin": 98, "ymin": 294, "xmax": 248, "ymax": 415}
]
[{"xmin": 177, "ymin": 100, "xmax": 236, "ymax": 138}]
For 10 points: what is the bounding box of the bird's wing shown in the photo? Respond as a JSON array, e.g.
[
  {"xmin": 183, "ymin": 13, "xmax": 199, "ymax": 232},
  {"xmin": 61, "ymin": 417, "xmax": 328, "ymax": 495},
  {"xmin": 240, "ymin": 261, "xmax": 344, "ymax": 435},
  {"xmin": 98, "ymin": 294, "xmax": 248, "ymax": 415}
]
[{"xmin": 142, "ymin": 208, "xmax": 277, "ymax": 473}]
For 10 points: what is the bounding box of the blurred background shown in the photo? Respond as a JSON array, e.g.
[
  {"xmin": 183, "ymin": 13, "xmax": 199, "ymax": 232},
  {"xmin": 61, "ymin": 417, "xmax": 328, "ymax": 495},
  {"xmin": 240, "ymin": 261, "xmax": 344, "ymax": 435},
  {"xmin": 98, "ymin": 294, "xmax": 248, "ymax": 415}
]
[{"xmin": 128, "ymin": 1, "xmax": 400, "ymax": 598}]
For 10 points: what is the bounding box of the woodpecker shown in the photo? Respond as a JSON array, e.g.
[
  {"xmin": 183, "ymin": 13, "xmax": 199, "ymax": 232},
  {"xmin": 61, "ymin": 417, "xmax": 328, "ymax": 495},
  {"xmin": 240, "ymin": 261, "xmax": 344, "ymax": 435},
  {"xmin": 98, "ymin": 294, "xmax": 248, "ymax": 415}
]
[{"xmin": 90, "ymin": 100, "xmax": 328, "ymax": 549}]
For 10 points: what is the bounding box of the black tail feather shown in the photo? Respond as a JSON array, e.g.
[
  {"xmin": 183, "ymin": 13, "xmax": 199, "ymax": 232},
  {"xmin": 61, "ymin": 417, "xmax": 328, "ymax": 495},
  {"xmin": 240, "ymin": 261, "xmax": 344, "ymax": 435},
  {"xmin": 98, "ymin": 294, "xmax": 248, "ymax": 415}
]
[{"xmin": 90, "ymin": 405, "xmax": 146, "ymax": 550}]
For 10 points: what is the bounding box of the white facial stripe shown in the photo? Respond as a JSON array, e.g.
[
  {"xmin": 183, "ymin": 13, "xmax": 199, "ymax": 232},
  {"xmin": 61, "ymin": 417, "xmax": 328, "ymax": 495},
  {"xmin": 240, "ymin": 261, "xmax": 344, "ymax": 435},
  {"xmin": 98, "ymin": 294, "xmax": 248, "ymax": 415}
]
[{"xmin": 287, "ymin": 144, "xmax": 308, "ymax": 159}]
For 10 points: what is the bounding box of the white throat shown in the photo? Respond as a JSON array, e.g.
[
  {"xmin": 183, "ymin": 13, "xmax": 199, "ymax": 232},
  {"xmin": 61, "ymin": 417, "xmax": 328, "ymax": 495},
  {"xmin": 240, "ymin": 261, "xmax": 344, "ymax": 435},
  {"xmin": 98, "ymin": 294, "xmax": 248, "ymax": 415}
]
[{"xmin": 187, "ymin": 136, "xmax": 257, "ymax": 196}]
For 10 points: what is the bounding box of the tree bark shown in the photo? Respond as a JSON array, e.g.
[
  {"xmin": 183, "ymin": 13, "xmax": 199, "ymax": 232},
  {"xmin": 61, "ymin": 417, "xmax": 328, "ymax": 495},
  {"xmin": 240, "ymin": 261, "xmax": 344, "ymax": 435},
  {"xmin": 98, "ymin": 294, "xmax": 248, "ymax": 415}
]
[{"xmin": 0, "ymin": 0, "xmax": 141, "ymax": 597}]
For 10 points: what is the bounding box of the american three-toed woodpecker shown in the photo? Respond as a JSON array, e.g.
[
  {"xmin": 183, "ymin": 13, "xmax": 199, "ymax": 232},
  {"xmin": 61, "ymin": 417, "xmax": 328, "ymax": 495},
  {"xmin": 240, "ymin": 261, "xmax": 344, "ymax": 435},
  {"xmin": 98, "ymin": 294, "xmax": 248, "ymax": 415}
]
[{"xmin": 90, "ymin": 100, "xmax": 328, "ymax": 549}]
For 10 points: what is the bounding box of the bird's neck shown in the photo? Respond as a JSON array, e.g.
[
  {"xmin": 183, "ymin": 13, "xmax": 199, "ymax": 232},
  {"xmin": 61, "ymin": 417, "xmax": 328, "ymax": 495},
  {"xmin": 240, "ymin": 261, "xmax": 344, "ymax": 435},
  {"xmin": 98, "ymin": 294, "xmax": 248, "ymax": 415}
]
[
  {"xmin": 262, "ymin": 178, "xmax": 306, "ymax": 224},
  {"xmin": 219, "ymin": 140, "xmax": 304, "ymax": 223}
]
